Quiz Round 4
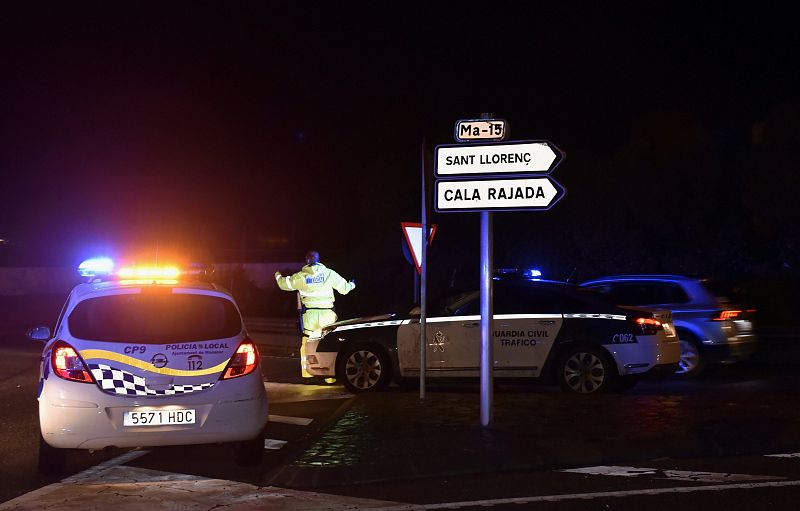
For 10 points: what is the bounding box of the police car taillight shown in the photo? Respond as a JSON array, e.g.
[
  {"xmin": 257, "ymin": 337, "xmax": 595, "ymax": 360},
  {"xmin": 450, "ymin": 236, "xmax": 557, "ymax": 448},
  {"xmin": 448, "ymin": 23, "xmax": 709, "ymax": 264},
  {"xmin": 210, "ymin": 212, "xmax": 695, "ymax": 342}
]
[
  {"xmin": 629, "ymin": 316, "xmax": 663, "ymax": 335},
  {"xmin": 220, "ymin": 339, "xmax": 259, "ymax": 380},
  {"xmin": 51, "ymin": 341, "xmax": 94, "ymax": 383}
]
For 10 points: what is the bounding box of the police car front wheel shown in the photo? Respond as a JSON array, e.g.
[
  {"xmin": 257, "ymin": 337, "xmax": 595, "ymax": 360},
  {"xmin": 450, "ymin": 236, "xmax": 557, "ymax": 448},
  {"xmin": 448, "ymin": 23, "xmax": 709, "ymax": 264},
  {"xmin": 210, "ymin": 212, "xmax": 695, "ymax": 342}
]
[
  {"xmin": 557, "ymin": 346, "xmax": 615, "ymax": 394},
  {"xmin": 339, "ymin": 344, "xmax": 391, "ymax": 393}
]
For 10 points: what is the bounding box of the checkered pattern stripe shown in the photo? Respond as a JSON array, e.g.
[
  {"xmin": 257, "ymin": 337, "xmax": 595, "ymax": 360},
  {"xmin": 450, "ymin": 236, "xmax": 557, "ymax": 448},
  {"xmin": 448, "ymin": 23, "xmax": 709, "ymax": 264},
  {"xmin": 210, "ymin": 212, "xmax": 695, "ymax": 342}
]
[{"xmin": 87, "ymin": 363, "xmax": 215, "ymax": 397}]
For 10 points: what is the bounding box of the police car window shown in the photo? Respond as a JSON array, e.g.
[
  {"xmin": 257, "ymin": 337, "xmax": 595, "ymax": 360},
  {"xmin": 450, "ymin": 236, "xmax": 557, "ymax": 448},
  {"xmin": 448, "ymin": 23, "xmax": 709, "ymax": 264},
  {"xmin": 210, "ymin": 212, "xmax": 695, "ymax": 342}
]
[
  {"xmin": 444, "ymin": 291, "xmax": 479, "ymax": 316},
  {"xmin": 68, "ymin": 293, "xmax": 242, "ymax": 343},
  {"xmin": 495, "ymin": 284, "xmax": 568, "ymax": 314}
]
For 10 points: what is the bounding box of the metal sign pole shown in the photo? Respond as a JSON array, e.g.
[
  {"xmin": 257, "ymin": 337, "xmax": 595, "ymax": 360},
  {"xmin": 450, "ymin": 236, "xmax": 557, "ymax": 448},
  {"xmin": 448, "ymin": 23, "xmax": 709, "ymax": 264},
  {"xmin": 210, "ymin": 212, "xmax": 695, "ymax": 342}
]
[
  {"xmin": 420, "ymin": 137, "xmax": 427, "ymax": 400},
  {"xmin": 480, "ymin": 210, "xmax": 494, "ymax": 426}
]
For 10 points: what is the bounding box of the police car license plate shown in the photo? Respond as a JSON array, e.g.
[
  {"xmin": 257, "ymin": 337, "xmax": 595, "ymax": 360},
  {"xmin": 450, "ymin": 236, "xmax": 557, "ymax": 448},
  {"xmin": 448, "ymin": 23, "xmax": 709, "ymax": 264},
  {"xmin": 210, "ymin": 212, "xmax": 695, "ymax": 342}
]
[{"xmin": 123, "ymin": 409, "xmax": 196, "ymax": 426}]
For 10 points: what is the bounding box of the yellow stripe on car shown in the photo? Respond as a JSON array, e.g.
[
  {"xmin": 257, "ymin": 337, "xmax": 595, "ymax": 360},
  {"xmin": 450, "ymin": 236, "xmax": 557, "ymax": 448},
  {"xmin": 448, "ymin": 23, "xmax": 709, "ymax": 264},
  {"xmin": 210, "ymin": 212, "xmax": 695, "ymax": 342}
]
[{"xmin": 80, "ymin": 349, "xmax": 230, "ymax": 376}]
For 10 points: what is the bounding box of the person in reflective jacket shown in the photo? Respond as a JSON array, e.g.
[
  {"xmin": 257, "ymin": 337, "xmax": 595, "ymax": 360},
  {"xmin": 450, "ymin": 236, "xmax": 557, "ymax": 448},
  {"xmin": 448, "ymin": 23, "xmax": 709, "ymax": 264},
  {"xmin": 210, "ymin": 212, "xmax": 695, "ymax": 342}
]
[{"xmin": 275, "ymin": 250, "xmax": 356, "ymax": 380}]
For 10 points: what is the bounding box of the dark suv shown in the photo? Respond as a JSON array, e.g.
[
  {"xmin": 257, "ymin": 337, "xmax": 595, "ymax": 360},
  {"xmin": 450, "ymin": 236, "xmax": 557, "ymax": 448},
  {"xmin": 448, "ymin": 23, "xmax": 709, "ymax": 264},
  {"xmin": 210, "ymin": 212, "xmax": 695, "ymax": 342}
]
[{"xmin": 581, "ymin": 275, "xmax": 757, "ymax": 376}]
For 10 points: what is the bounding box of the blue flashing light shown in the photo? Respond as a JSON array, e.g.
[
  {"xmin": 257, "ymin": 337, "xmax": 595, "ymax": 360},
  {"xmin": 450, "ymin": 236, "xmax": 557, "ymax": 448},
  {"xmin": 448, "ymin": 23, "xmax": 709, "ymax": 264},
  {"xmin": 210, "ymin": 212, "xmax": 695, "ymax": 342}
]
[
  {"xmin": 524, "ymin": 268, "xmax": 542, "ymax": 279},
  {"xmin": 78, "ymin": 257, "xmax": 114, "ymax": 277}
]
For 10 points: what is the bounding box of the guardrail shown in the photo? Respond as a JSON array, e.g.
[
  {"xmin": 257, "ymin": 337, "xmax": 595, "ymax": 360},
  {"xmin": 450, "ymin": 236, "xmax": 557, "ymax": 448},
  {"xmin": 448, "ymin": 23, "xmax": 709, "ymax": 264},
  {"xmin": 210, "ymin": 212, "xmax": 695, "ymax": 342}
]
[{"xmin": 243, "ymin": 317, "xmax": 298, "ymax": 334}]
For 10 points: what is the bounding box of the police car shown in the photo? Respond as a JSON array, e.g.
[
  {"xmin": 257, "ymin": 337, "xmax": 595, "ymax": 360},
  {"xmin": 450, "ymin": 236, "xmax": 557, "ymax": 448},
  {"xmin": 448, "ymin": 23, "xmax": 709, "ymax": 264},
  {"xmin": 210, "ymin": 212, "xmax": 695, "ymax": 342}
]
[
  {"xmin": 27, "ymin": 258, "xmax": 268, "ymax": 473},
  {"xmin": 305, "ymin": 276, "xmax": 680, "ymax": 394}
]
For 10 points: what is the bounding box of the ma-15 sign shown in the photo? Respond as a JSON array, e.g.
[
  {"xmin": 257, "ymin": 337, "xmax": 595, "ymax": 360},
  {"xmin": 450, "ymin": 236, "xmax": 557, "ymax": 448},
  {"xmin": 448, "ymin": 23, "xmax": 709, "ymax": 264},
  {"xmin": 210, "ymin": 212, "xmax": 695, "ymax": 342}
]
[{"xmin": 434, "ymin": 139, "xmax": 566, "ymax": 213}]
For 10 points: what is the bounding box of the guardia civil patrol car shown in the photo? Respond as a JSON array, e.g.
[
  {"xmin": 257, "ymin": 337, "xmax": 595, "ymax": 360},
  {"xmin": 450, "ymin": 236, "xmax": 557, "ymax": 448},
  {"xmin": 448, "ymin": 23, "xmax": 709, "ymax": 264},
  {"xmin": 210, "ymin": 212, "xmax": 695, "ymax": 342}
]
[
  {"xmin": 28, "ymin": 258, "xmax": 268, "ymax": 474},
  {"xmin": 305, "ymin": 276, "xmax": 680, "ymax": 394}
]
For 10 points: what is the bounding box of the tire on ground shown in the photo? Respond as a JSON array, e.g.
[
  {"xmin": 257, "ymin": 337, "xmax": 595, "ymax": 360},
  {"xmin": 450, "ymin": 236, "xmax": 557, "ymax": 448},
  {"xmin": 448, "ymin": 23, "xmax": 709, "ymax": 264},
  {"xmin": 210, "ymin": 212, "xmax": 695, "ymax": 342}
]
[
  {"xmin": 557, "ymin": 345, "xmax": 617, "ymax": 394},
  {"xmin": 337, "ymin": 343, "xmax": 391, "ymax": 393}
]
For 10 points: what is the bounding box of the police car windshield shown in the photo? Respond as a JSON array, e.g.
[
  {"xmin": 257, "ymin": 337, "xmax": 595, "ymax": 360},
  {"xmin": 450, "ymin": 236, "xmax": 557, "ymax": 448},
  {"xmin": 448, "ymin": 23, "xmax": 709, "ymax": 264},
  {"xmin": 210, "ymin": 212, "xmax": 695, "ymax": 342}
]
[{"xmin": 68, "ymin": 293, "xmax": 242, "ymax": 343}]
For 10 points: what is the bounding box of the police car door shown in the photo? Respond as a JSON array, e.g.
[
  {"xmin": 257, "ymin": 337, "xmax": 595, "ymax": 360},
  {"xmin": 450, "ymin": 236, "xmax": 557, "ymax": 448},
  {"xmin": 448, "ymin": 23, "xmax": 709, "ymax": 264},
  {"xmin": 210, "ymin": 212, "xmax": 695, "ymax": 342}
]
[
  {"xmin": 492, "ymin": 282, "xmax": 563, "ymax": 377},
  {"xmin": 423, "ymin": 291, "xmax": 481, "ymax": 377}
]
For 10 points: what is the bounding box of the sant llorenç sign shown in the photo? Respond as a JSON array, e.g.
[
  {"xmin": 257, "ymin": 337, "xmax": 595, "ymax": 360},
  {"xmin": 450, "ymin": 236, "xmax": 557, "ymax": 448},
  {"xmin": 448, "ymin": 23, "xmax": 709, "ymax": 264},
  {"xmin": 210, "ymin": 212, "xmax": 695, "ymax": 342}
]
[{"xmin": 434, "ymin": 138, "xmax": 566, "ymax": 213}]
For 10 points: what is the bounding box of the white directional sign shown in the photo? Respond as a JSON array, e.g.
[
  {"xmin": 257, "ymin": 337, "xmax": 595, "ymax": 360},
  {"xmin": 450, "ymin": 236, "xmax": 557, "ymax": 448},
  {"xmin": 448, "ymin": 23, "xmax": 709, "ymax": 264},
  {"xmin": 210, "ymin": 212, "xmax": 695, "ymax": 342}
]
[
  {"xmin": 435, "ymin": 140, "xmax": 563, "ymax": 177},
  {"xmin": 435, "ymin": 176, "xmax": 565, "ymax": 212}
]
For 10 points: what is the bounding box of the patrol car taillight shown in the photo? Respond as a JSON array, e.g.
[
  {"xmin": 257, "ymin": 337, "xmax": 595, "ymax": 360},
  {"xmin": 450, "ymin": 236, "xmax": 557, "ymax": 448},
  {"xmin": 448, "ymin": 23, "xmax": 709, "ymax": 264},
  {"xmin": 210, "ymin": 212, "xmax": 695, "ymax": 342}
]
[
  {"xmin": 51, "ymin": 341, "xmax": 94, "ymax": 383},
  {"xmin": 221, "ymin": 339, "xmax": 259, "ymax": 379},
  {"xmin": 629, "ymin": 317, "xmax": 663, "ymax": 335}
]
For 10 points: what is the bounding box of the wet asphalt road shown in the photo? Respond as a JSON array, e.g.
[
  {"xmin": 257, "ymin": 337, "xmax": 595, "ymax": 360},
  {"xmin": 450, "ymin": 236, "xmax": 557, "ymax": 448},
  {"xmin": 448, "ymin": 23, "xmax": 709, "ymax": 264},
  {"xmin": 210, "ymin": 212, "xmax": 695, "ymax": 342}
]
[{"xmin": 3, "ymin": 330, "xmax": 800, "ymax": 509}]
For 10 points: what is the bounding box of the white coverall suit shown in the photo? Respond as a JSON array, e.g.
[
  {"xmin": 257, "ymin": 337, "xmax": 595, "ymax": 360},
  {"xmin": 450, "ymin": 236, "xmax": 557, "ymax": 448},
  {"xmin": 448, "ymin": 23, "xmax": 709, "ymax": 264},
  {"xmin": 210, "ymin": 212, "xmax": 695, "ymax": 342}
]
[{"xmin": 275, "ymin": 263, "xmax": 356, "ymax": 378}]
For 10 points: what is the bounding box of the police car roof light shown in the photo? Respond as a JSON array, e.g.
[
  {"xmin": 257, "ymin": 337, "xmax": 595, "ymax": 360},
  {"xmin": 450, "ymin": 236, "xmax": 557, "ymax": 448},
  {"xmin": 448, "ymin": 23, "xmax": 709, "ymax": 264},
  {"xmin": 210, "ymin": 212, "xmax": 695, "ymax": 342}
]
[{"xmin": 78, "ymin": 257, "xmax": 115, "ymax": 278}]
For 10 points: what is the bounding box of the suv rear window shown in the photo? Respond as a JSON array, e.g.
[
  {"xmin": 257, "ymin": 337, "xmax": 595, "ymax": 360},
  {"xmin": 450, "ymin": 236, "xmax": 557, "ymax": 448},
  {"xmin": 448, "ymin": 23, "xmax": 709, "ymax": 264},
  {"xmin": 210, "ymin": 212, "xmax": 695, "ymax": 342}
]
[
  {"xmin": 68, "ymin": 292, "xmax": 242, "ymax": 343},
  {"xmin": 591, "ymin": 282, "xmax": 689, "ymax": 305}
]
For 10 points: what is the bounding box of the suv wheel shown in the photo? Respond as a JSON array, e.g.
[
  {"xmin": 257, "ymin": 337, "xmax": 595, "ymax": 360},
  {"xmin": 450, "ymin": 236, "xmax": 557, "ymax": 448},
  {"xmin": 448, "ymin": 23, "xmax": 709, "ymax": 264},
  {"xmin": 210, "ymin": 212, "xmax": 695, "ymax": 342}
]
[{"xmin": 675, "ymin": 331, "xmax": 704, "ymax": 377}]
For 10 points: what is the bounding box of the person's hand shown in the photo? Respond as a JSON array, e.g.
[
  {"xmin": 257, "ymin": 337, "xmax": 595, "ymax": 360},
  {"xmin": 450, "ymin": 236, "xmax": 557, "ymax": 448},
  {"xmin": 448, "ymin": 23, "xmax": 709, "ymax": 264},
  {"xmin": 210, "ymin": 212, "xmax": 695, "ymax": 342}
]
[{"xmin": 275, "ymin": 271, "xmax": 282, "ymax": 280}]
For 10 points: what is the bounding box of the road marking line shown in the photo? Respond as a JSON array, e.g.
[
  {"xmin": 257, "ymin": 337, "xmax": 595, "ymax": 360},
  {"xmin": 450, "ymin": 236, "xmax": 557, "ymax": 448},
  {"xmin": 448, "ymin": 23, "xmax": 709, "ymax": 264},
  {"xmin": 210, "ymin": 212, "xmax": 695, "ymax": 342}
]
[
  {"xmin": 561, "ymin": 465, "xmax": 780, "ymax": 483},
  {"xmin": 264, "ymin": 439, "xmax": 288, "ymax": 450},
  {"xmin": 268, "ymin": 414, "xmax": 313, "ymax": 426},
  {"xmin": 358, "ymin": 480, "xmax": 800, "ymax": 510},
  {"xmin": 63, "ymin": 449, "xmax": 151, "ymax": 483},
  {"xmin": 766, "ymin": 453, "xmax": 800, "ymax": 458}
]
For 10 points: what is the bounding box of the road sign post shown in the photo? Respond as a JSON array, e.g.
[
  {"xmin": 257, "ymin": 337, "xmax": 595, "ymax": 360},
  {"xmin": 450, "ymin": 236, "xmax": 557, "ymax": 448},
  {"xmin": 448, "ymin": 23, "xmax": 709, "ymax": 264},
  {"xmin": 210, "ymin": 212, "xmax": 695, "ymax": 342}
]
[{"xmin": 438, "ymin": 115, "xmax": 566, "ymax": 427}]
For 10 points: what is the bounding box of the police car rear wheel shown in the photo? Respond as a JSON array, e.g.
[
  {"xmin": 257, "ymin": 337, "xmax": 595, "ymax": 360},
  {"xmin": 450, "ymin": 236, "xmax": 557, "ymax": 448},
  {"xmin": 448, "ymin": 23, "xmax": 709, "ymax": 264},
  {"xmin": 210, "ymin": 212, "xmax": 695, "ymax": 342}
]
[
  {"xmin": 339, "ymin": 344, "xmax": 390, "ymax": 393},
  {"xmin": 558, "ymin": 347, "xmax": 614, "ymax": 394},
  {"xmin": 38, "ymin": 434, "xmax": 67, "ymax": 475},
  {"xmin": 233, "ymin": 430, "xmax": 265, "ymax": 466}
]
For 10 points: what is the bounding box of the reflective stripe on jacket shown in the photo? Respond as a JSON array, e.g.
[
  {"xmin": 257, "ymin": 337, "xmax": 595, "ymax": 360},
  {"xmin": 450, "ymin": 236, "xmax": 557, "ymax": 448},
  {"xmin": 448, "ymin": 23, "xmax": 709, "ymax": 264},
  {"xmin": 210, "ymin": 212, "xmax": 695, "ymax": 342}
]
[{"xmin": 276, "ymin": 263, "xmax": 355, "ymax": 308}]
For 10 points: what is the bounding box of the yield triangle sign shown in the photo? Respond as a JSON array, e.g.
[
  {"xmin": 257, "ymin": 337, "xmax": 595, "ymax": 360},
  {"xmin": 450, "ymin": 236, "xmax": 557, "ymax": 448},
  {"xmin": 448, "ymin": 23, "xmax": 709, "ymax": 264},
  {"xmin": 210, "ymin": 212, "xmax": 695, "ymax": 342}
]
[{"xmin": 401, "ymin": 222, "xmax": 437, "ymax": 275}]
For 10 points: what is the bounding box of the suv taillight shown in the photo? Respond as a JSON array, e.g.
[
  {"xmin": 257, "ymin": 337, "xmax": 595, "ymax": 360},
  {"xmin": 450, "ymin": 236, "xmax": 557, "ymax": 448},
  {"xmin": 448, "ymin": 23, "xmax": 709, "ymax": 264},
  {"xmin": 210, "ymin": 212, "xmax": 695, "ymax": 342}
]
[
  {"xmin": 220, "ymin": 339, "xmax": 259, "ymax": 380},
  {"xmin": 712, "ymin": 309, "xmax": 755, "ymax": 321},
  {"xmin": 628, "ymin": 316, "xmax": 663, "ymax": 335},
  {"xmin": 51, "ymin": 341, "xmax": 94, "ymax": 383}
]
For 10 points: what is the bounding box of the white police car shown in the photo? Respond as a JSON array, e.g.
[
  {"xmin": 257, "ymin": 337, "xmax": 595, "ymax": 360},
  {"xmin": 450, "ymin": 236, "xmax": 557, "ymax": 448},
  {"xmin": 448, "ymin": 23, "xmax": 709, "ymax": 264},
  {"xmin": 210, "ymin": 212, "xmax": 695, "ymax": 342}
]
[
  {"xmin": 304, "ymin": 277, "xmax": 680, "ymax": 394},
  {"xmin": 27, "ymin": 258, "xmax": 268, "ymax": 473}
]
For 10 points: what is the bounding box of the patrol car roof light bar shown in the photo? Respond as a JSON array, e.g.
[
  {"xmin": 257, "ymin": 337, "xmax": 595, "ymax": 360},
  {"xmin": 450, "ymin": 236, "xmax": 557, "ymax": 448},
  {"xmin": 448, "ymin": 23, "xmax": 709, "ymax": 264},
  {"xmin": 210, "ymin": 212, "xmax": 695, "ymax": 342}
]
[
  {"xmin": 78, "ymin": 257, "xmax": 188, "ymax": 285},
  {"xmin": 78, "ymin": 257, "xmax": 115, "ymax": 282}
]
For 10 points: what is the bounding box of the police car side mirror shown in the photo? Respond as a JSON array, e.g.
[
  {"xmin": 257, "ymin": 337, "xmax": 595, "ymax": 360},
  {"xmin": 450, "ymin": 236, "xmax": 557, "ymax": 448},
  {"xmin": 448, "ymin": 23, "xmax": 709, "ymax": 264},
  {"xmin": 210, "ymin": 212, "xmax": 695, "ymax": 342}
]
[{"xmin": 27, "ymin": 326, "xmax": 51, "ymax": 342}]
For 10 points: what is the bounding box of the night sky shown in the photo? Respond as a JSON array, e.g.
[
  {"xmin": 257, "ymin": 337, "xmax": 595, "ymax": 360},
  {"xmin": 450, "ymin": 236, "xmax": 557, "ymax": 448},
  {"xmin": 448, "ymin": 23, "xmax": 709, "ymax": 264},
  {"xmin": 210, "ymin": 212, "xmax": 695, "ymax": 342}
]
[{"xmin": 2, "ymin": 2, "xmax": 799, "ymax": 310}]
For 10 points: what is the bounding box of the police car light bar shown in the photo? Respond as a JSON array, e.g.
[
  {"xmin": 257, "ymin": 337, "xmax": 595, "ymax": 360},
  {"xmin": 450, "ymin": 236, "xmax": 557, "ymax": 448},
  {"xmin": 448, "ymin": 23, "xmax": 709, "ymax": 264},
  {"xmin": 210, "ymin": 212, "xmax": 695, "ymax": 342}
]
[
  {"xmin": 117, "ymin": 265, "xmax": 181, "ymax": 285},
  {"xmin": 78, "ymin": 258, "xmax": 185, "ymax": 285},
  {"xmin": 78, "ymin": 257, "xmax": 115, "ymax": 278}
]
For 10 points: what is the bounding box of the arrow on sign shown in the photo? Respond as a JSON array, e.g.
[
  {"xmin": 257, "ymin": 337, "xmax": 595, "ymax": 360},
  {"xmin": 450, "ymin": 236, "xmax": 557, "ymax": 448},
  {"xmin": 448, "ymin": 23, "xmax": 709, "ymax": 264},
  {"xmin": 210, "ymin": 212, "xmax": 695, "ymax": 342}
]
[
  {"xmin": 434, "ymin": 176, "xmax": 566, "ymax": 213},
  {"xmin": 435, "ymin": 140, "xmax": 564, "ymax": 177},
  {"xmin": 401, "ymin": 222, "xmax": 436, "ymax": 275}
]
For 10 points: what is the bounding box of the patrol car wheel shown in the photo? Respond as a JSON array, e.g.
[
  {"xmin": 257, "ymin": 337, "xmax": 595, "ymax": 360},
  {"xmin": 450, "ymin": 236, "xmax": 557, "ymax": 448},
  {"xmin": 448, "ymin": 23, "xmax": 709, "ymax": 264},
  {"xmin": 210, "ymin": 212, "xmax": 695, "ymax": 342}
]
[
  {"xmin": 674, "ymin": 331, "xmax": 705, "ymax": 378},
  {"xmin": 339, "ymin": 344, "xmax": 390, "ymax": 393},
  {"xmin": 38, "ymin": 434, "xmax": 67, "ymax": 475},
  {"xmin": 558, "ymin": 346, "xmax": 615, "ymax": 394},
  {"xmin": 233, "ymin": 430, "xmax": 265, "ymax": 466}
]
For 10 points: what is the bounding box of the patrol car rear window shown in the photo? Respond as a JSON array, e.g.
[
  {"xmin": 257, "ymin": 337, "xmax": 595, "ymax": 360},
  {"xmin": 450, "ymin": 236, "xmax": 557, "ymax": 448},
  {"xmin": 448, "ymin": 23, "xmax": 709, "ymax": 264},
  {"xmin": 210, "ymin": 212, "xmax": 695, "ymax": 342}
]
[{"xmin": 68, "ymin": 293, "xmax": 242, "ymax": 343}]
